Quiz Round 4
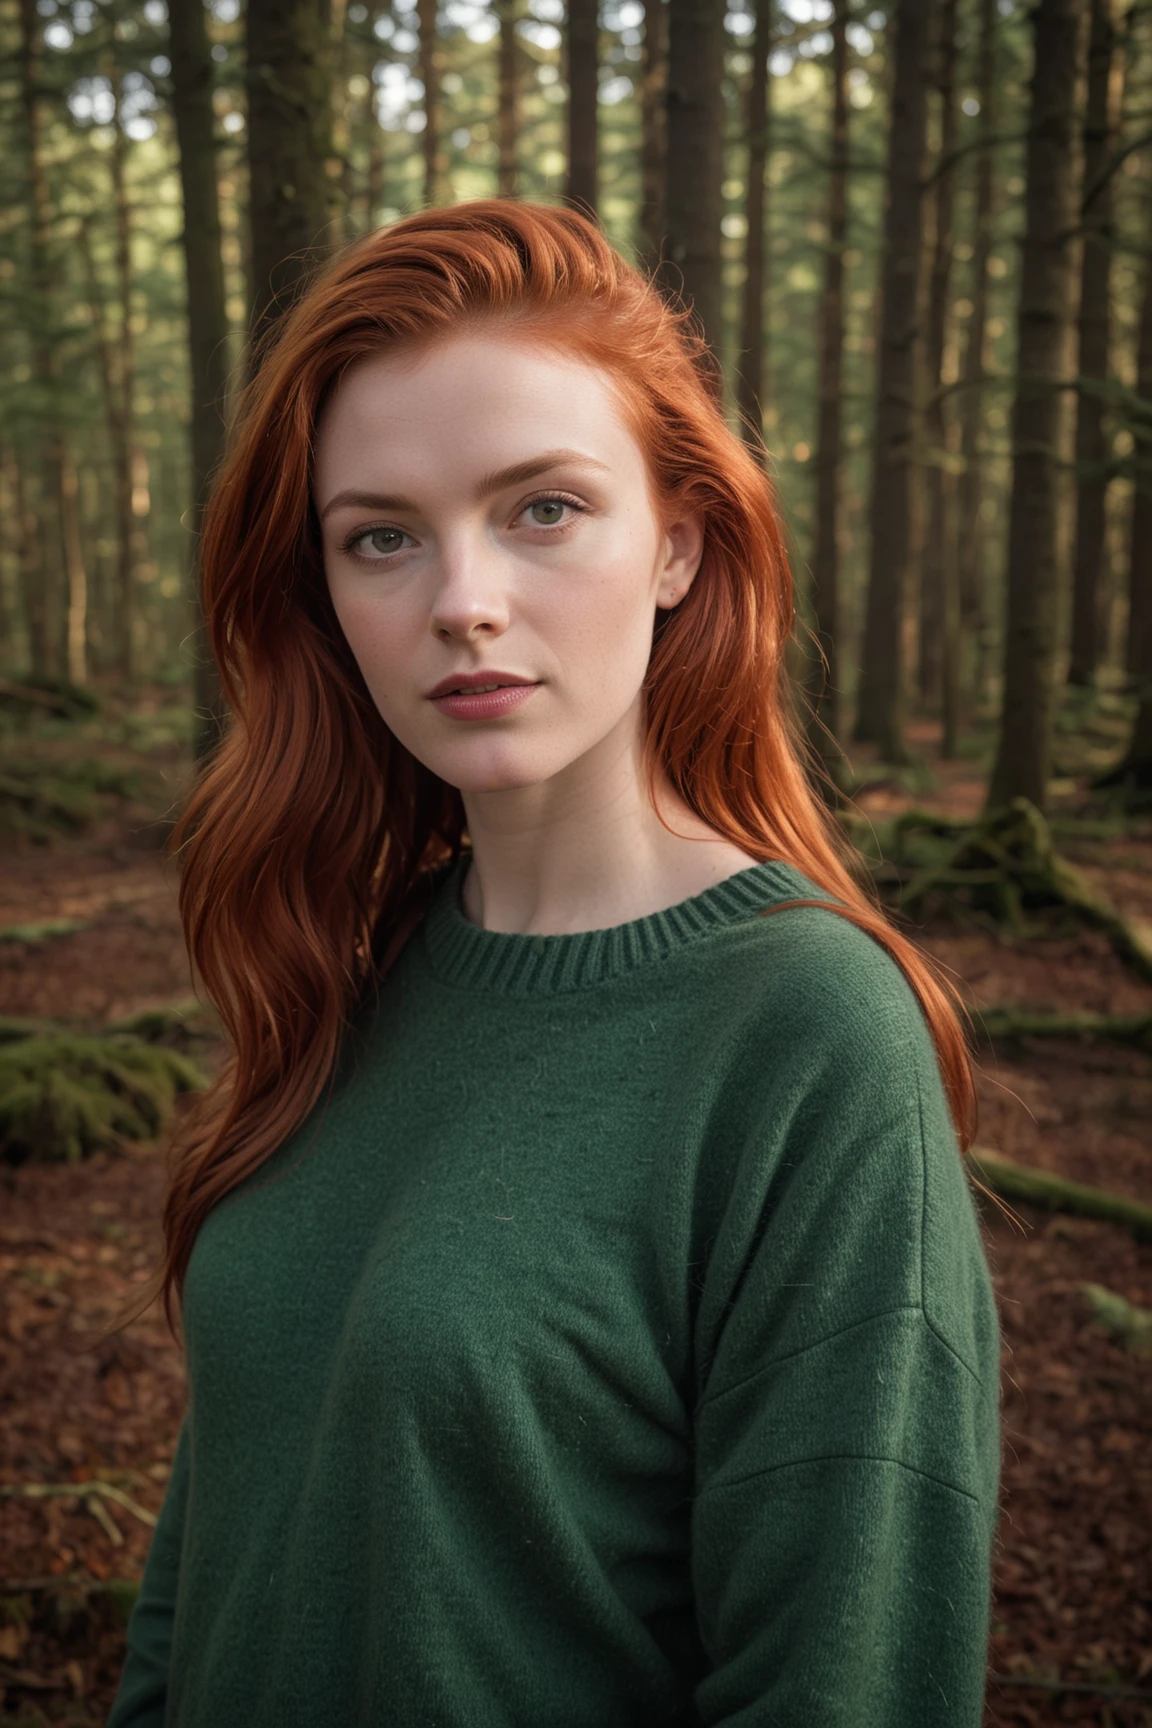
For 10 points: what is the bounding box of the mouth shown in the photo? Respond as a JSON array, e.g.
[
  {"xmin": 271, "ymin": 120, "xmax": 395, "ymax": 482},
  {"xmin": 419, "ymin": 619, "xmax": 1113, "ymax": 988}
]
[{"xmin": 426, "ymin": 673, "xmax": 539, "ymax": 700}]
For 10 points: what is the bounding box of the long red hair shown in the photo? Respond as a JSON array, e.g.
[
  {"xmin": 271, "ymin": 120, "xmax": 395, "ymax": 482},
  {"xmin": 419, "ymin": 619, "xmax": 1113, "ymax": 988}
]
[{"xmin": 124, "ymin": 199, "xmax": 978, "ymax": 1342}]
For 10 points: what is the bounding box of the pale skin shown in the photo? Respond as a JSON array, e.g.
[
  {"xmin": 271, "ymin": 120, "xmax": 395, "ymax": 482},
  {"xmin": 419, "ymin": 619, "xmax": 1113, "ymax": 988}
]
[{"xmin": 313, "ymin": 332, "xmax": 762, "ymax": 937}]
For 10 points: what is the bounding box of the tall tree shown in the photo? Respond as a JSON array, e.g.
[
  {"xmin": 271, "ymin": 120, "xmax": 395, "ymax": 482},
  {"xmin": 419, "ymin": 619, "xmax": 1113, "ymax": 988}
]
[
  {"xmin": 169, "ymin": 0, "xmax": 232, "ymax": 763},
  {"xmin": 1103, "ymin": 194, "xmax": 1152, "ymax": 792},
  {"xmin": 104, "ymin": 57, "xmax": 153, "ymax": 681},
  {"xmin": 17, "ymin": 0, "xmax": 79, "ymax": 683},
  {"xmin": 656, "ymin": 0, "xmax": 727, "ymax": 396},
  {"xmin": 1124, "ymin": 178, "xmax": 1152, "ymax": 698},
  {"xmin": 637, "ymin": 0, "xmax": 668, "ymax": 275},
  {"xmin": 853, "ymin": 0, "xmax": 929, "ymax": 760},
  {"xmin": 78, "ymin": 214, "xmax": 132, "ymax": 677},
  {"xmin": 417, "ymin": 0, "xmax": 449, "ymax": 207},
  {"xmin": 807, "ymin": 0, "xmax": 849, "ymax": 772},
  {"xmin": 987, "ymin": 0, "xmax": 1085, "ymax": 813},
  {"xmin": 496, "ymin": 0, "xmax": 521, "ymax": 198},
  {"xmin": 919, "ymin": 0, "xmax": 960, "ymax": 755},
  {"xmin": 246, "ymin": 0, "xmax": 336, "ymax": 354},
  {"xmin": 956, "ymin": 0, "xmax": 997, "ymax": 714},
  {"xmin": 1068, "ymin": 0, "xmax": 1120, "ymax": 689},
  {"xmin": 564, "ymin": 0, "xmax": 599, "ymax": 215},
  {"xmin": 735, "ymin": 0, "xmax": 773, "ymax": 455}
]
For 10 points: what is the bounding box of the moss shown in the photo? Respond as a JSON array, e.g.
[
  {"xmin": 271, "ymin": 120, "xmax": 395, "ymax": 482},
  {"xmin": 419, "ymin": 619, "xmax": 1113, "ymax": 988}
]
[{"xmin": 0, "ymin": 1031, "xmax": 206, "ymax": 1165}]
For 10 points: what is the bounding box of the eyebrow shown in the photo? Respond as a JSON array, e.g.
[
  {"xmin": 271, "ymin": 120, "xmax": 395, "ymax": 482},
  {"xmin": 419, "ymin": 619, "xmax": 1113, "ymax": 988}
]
[{"xmin": 318, "ymin": 449, "xmax": 612, "ymax": 522}]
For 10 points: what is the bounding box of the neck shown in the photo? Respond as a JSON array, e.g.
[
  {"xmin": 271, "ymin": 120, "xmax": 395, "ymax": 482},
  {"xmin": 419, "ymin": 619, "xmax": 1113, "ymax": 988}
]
[{"xmin": 457, "ymin": 714, "xmax": 759, "ymax": 936}]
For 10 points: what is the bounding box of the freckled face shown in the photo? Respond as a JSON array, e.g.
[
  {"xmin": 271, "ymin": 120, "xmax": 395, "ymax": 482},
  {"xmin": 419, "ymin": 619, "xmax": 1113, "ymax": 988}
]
[{"xmin": 313, "ymin": 334, "xmax": 695, "ymax": 796}]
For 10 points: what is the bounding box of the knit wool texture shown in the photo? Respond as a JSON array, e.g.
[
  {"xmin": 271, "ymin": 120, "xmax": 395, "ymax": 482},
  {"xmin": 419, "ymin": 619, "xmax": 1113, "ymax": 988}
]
[{"xmin": 107, "ymin": 854, "xmax": 1001, "ymax": 1728}]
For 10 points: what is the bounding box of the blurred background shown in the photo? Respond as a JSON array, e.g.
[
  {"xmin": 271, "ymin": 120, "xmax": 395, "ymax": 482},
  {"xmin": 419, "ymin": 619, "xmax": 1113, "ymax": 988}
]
[{"xmin": 0, "ymin": 1, "xmax": 1150, "ymax": 1725}]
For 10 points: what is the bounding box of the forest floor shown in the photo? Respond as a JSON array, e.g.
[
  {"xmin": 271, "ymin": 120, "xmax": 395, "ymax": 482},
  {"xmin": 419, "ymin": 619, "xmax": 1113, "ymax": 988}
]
[{"xmin": 0, "ymin": 691, "xmax": 1150, "ymax": 1727}]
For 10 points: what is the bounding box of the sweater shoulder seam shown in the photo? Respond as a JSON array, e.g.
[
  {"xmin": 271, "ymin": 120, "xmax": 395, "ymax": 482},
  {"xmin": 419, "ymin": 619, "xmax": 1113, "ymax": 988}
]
[
  {"xmin": 697, "ymin": 1450, "xmax": 985, "ymax": 1507},
  {"xmin": 697, "ymin": 1304, "xmax": 925, "ymax": 1410}
]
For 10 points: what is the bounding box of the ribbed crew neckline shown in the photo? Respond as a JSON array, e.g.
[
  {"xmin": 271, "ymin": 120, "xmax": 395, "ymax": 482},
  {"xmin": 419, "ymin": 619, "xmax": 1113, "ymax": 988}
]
[{"xmin": 421, "ymin": 850, "xmax": 817, "ymax": 995}]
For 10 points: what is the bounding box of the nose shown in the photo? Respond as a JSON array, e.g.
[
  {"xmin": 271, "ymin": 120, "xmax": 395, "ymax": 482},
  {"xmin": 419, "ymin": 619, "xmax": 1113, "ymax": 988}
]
[{"xmin": 427, "ymin": 531, "xmax": 512, "ymax": 643}]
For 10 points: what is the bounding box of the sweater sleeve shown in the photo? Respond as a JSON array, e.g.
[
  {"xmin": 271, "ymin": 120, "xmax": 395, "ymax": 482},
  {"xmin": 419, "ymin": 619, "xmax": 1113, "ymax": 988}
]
[
  {"xmin": 689, "ymin": 930, "xmax": 1001, "ymax": 1728},
  {"xmin": 106, "ymin": 1413, "xmax": 191, "ymax": 1728}
]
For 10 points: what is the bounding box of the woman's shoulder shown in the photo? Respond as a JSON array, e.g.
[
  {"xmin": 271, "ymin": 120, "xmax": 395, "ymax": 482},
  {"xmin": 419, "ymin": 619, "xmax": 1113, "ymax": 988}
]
[{"xmin": 729, "ymin": 861, "xmax": 932, "ymax": 1052}]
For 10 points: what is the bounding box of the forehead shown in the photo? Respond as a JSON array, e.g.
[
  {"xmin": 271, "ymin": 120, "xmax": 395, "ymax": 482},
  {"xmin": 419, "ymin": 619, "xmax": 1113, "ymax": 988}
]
[{"xmin": 314, "ymin": 333, "xmax": 635, "ymax": 461}]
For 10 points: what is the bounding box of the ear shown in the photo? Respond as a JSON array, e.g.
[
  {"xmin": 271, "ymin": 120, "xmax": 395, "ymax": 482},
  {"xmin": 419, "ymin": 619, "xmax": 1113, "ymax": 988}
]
[{"xmin": 655, "ymin": 511, "xmax": 705, "ymax": 611}]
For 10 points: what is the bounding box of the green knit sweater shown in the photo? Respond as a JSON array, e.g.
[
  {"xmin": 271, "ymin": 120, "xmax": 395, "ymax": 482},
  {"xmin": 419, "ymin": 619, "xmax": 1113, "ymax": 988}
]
[{"xmin": 107, "ymin": 853, "xmax": 1001, "ymax": 1728}]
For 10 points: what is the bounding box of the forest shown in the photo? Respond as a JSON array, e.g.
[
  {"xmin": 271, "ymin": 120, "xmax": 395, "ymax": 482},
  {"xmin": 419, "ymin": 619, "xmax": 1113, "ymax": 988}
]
[{"xmin": 0, "ymin": 0, "xmax": 1150, "ymax": 1724}]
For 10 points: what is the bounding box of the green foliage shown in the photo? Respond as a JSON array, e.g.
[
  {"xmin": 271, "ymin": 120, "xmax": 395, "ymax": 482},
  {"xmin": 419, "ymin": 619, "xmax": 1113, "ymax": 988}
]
[{"xmin": 0, "ymin": 1028, "xmax": 205, "ymax": 1166}]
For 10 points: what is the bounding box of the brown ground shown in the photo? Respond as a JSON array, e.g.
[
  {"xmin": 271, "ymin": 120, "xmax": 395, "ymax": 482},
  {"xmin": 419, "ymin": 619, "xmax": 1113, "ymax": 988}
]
[{"xmin": 1, "ymin": 706, "xmax": 1149, "ymax": 1727}]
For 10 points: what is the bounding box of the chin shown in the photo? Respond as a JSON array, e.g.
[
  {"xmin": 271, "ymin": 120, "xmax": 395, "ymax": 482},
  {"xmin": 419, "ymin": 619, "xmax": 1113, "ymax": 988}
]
[{"xmin": 428, "ymin": 740, "xmax": 572, "ymax": 796}]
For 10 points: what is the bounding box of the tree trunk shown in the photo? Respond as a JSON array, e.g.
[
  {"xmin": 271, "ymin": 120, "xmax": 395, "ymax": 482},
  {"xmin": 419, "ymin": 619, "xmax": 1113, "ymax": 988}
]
[
  {"xmin": 957, "ymin": 0, "xmax": 997, "ymax": 717},
  {"xmin": 987, "ymin": 0, "xmax": 1084, "ymax": 813},
  {"xmin": 496, "ymin": 0, "xmax": 521, "ymax": 198},
  {"xmin": 106, "ymin": 60, "xmax": 153, "ymax": 682},
  {"xmin": 656, "ymin": 0, "xmax": 727, "ymax": 400},
  {"xmin": 919, "ymin": 0, "xmax": 960, "ymax": 756},
  {"xmin": 169, "ymin": 0, "xmax": 233, "ymax": 763},
  {"xmin": 1105, "ymin": 181, "xmax": 1152, "ymax": 786},
  {"xmin": 77, "ymin": 214, "xmax": 131, "ymax": 646},
  {"xmin": 16, "ymin": 0, "xmax": 64, "ymax": 680},
  {"xmin": 328, "ymin": 0, "xmax": 350, "ymax": 242},
  {"xmin": 1067, "ymin": 0, "xmax": 1119, "ymax": 689},
  {"xmin": 564, "ymin": 0, "xmax": 598, "ymax": 216},
  {"xmin": 246, "ymin": 0, "xmax": 335, "ymax": 355},
  {"xmin": 735, "ymin": 0, "xmax": 772, "ymax": 455},
  {"xmin": 853, "ymin": 0, "xmax": 929, "ymax": 760},
  {"xmin": 10, "ymin": 456, "xmax": 46, "ymax": 679},
  {"xmin": 417, "ymin": 0, "xmax": 449, "ymax": 207},
  {"xmin": 58, "ymin": 445, "xmax": 88, "ymax": 687},
  {"xmin": 807, "ymin": 0, "xmax": 849, "ymax": 771},
  {"xmin": 637, "ymin": 0, "xmax": 667, "ymax": 275},
  {"xmin": 365, "ymin": 7, "xmax": 387, "ymax": 229}
]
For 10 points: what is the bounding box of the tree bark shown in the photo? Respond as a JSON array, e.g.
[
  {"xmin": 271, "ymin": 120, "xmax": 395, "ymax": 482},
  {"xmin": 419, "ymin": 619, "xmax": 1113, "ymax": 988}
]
[
  {"xmin": 417, "ymin": 0, "xmax": 449, "ymax": 207},
  {"xmin": 106, "ymin": 60, "xmax": 153, "ymax": 682},
  {"xmin": 16, "ymin": 0, "xmax": 65, "ymax": 680},
  {"xmin": 735, "ymin": 0, "xmax": 772, "ymax": 455},
  {"xmin": 807, "ymin": 0, "xmax": 849, "ymax": 770},
  {"xmin": 1067, "ymin": 0, "xmax": 1119, "ymax": 689},
  {"xmin": 957, "ymin": 0, "xmax": 997, "ymax": 716},
  {"xmin": 656, "ymin": 0, "xmax": 727, "ymax": 400},
  {"xmin": 496, "ymin": 0, "xmax": 521, "ymax": 198},
  {"xmin": 637, "ymin": 0, "xmax": 667, "ymax": 275},
  {"xmin": 987, "ymin": 0, "xmax": 1085, "ymax": 813},
  {"xmin": 246, "ymin": 0, "xmax": 335, "ymax": 355},
  {"xmin": 1126, "ymin": 179, "xmax": 1152, "ymax": 682},
  {"xmin": 58, "ymin": 445, "xmax": 88, "ymax": 688},
  {"xmin": 169, "ymin": 0, "xmax": 233, "ymax": 763},
  {"xmin": 853, "ymin": 0, "xmax": 929, "ymax": 760},
  {"xmin": 918, "ymin": 0, "xmax": 960, "ymax": 756},
  {"xmin": 1104, "ymin": 179, "xmax": 1152, "ymax": 789},
  {"xmin": 564, "ymin": 0, "xmax": 599, "ymax": 217}
]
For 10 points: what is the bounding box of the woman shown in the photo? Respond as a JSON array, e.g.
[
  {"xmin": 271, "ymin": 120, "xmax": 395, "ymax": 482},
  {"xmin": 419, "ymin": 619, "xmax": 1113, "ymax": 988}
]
[{"xmin": 108, "ymin": 199, "xmax": 1000, "ymax": 1727}]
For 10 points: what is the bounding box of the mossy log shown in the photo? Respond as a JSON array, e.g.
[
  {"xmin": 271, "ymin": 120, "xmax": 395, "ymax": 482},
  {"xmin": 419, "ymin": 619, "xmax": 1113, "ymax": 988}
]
[
  {"xmin": 972, "ymin": 1006, "xmax": 1152, "ymax": 1053},
  {"xmin": 852, "ymin": 797, "xmax": 1152, "ymax": 984},
  {"xmin": 967, "ymin": 1146, "xmax": 1152, "ymax": 1241},
  {"xmin": 0, "ymin": 1031, "xmax": 206, "ymax": 1165},
  {"xmin": 1081, "ymin": 1283, "xmax": 1152, "ymax": 1355}
]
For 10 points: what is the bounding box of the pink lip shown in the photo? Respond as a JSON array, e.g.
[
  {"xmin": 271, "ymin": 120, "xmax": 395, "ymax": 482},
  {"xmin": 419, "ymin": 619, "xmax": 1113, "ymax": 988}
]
[{"xmin": 429, "ymin": 684, "xmax": 540, "ymax": 721}]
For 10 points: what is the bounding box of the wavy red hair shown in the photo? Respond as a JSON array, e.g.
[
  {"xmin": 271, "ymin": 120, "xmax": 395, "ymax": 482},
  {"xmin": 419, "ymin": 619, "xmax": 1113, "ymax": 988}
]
[{"xmin": 120, "ymin": 199, "xmax": 978, "ymax": 1342}]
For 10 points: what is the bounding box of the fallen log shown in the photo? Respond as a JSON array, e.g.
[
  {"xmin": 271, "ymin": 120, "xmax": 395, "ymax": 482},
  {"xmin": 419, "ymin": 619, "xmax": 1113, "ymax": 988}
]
[
  {"xmin": 967, "ymin": 1147, "xmax": 1152, "ymax": 1241},
  {"xmin": 972, "ymin": 1006, "xmax": 1152, "ymax": 1053}
]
